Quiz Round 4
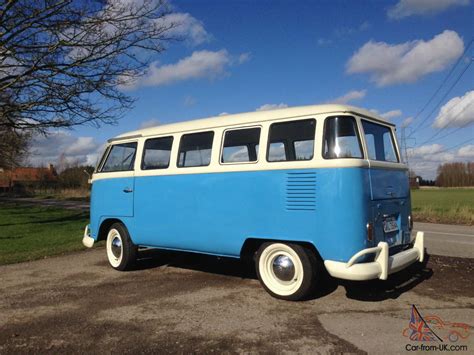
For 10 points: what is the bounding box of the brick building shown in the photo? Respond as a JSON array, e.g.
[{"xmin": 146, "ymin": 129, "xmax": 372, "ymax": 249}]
[{"xmin": 0, "ymin": 164, "xmax": 58, "ymax": 192}]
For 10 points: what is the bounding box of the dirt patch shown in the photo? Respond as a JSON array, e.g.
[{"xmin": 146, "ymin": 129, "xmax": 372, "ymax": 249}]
[{"xmin": 410, "ymin": 254, "xmax": 474, "ymax": 301}]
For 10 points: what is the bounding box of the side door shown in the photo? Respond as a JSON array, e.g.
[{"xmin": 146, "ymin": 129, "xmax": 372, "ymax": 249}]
[{"xmin": 92, "ymin": 141, "xmax": 137, "ymax": 219}]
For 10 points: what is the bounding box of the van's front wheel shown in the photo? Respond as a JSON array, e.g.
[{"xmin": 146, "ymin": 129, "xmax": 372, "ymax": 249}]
[
  {"xmin": 256, "ymin": 242, "xmax": 317, "ymax": 301},
  {"xmin": 106, "ymin": 223, "xmax": 137, "ymax": 271}
]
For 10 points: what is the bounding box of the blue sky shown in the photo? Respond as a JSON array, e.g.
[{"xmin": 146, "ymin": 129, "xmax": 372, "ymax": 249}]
[{"xmin": 31, "ymin": 0, "xmax": 474, "ymax": 179}]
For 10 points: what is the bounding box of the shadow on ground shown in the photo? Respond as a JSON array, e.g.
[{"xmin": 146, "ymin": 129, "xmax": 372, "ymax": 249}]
[
  {"xmin": 128, "ymin": 248, "xmax": 434, "ymax": 301},
  {"xmin": 0, "ymin": 211, "xmax": 87, "ymax": 227},
  {"xmin": 340, "ymin": 254, "xmax": 433, "ymax": 301}
]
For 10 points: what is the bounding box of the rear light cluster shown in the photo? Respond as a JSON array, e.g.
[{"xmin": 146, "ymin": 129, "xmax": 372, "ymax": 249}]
[{"xmin": 366, "ymin": 222, "xmax": 374, "ymax": 242}]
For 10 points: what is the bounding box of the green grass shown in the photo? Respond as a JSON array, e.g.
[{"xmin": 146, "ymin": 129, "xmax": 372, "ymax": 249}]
[
  {"xmin": 0, "ymin": 203, "xmax": 90, "ymax": 265},
  {"xmin": 411, "ymin": 188, "xmax": 474, "ymax": 225}
]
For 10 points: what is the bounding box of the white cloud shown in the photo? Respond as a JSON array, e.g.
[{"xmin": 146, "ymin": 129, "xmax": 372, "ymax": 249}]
[
  {"xmin": 29, "ymin": 131, "xmax": 101, "ymax": 168},
  {"xmin": 346, "ymin": 30, "xmax": 464, "ymax": 86},
  {"xmin": 408, "ymin": 143, "xmax": 445, "ymax": 157},
  {"xmin": 66, "ymin": 137, "xmax": 97, "ymax": 156},
  {"xmin": 381, "ymin": 110, "xmax": 403, "ymax": 120},
  {"xmin": 119, "ymin": 49, "xmax": 246, "ymax": 90},
  {"xmin": 388, "ymin": 0, "xmax": 470, "ymax": 19},
  {"xmin": 401, "ymin": 117, "xmax": 414, "ymax": 128},
  {"xmin": 238, "ymin": 52, "xmax": 251, "ymax": 64},
  {"xmin": 457, "ymin": 144, "xmax": 474, "ymax": 157},
  {"xmin": 329, "ymin": 90, "xmax": 367, "ymax": 104},
  {"xmin": 139, "ymin": 119, "xmax": 161, "ymax": 129},
  {"xmin": 432, "ymin": 91, "xmax": 474, "ymax": 128},
  {"xmin": 256, "ymin": 103, "xmax": 288, "ymax": 111},
  {"xmin": 160, "ymin": 12, "xmax": 210, "ymax": 46},
  {"xmin": 407, "ymin": 142, "xmax": 474, "ymax": 179},
  {"xmin": 218, "ymin": 112, "xmax": 229, "ymax": 116}
]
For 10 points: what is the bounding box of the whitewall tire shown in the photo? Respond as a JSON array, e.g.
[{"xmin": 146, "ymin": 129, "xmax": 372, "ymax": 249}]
[
  {"xmin": 256, "ymin": 242, "xmax": 318, "ymax": 301},
  {"xmin": 106, "ymin": 223, "xmax": 137, "ymax": 271}
]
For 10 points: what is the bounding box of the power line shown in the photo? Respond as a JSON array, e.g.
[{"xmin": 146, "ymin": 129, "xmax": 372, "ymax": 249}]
[
  {"xmin": 415, "ymin": 103, "xmax": 473, "ymax": 146},
  {"xmin": 408, "ymin": 138, "xmax": 473, "ymax": 161},
  {"xmin": 436, "ymin": 138, "xmax": 473, "ymax": 154},
  {"xmin": 407, "ymin": 59, "xmax": 472, "ymax": 138},
  {"xmin": 407, "ymin": 38, "xmax": 473, "ymax": 127}
]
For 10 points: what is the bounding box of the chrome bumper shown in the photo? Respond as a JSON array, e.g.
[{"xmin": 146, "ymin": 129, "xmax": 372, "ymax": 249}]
[
  {"xmin": 82, "ymin": 224, "xmax": 95, "ymax": 248},
  {"xmin": 324, "ymin": 231, "xmax": 424, "ymax": 281}
]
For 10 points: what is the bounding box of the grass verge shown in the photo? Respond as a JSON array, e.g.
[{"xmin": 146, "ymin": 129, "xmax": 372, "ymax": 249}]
[
  {"xmin": 0, "ymin": 203, "xmax": 90, "ymax": 265},
  {"xmin": 411, "ymin": 188, "xmax": 474, "ymax": 225}
]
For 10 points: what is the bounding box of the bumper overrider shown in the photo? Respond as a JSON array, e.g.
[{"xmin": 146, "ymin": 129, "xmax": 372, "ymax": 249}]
[
  {"xmin": 82, "ymin": 224, "xmax": 95, "ymax": 248},
  {"xmin": 324, "ymin": 231, "xmax": 424, "ymax": 281}
]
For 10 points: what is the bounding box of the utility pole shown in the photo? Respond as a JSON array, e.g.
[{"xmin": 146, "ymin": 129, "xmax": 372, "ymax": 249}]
[{"xmin": 401, "ymin": 127, "xmax": 409, "ymax": 167}]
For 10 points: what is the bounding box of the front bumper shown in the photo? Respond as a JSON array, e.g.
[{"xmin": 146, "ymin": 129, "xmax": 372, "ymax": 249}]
[
  {"xmin": 82, "ymin": 224, "xmax": 95, "ymax": 248},
  {"xmin": 324, "ymin": 231, "xmax": 424, "ymax": 281}
]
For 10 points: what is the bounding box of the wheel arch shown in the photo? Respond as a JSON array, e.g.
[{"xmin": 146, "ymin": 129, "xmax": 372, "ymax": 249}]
[
  {"xmin": 240, "ymin": 238, "xmax": 323, "ymax": 262},
  {"xmin": 97, "ymin": 218, "xmax": 126, "ymax": 242}
]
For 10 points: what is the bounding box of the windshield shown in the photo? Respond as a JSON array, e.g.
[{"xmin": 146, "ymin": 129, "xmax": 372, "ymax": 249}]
[{"xmin": 361, "ymin": 120, "xmax": 399, "ymax": 162}]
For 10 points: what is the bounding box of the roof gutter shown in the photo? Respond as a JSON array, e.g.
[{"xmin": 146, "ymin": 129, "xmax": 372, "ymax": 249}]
[{"xmin": 107, "ymin": 134, "xmax": 142, "ymax": 143}]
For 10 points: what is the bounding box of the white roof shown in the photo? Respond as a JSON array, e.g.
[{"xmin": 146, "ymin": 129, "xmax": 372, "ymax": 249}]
[{"xmin": 112, "ymin": 104, "xmax": 392, "ymax": 141}]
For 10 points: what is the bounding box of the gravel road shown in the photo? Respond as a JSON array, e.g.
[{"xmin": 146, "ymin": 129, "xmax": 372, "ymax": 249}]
[{"xmin": 0, "ymin": 247, "xmax": 473, "ymax": 354}]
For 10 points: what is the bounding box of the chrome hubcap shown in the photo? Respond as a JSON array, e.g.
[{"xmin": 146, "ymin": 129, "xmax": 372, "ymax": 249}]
[
  {"xmin": 272, "ymin": 255, "xmax": 295, "ymax": 281},
  {"xmin": 111, "ymin": 237, "xmax": 122, "ymax": 258}
]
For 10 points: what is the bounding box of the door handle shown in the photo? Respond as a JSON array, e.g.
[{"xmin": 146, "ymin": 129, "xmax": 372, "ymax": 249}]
[{"xmin": 123, "ymin": 187, "xmax": 133, "ymax": 193}]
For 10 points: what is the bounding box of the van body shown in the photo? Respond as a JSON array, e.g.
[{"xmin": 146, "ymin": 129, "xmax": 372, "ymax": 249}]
[{"xmin": 83, "ymin": 104, "xmax": 424, "ymax": 300}]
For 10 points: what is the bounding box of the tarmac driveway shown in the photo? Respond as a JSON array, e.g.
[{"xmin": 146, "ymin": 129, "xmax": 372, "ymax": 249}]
[{"xmin": 0, "ymin": 248, "xmax": 473, "ymax": 354}]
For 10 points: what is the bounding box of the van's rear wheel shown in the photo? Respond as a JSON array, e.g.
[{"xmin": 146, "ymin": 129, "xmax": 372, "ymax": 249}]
[
  {"xmin": 106, "ymin": 223, "xmax": 137, "ymax": 271},
  {"xmin": 256, "ymin": 242, "xmax": 317, "ymax": 301}
]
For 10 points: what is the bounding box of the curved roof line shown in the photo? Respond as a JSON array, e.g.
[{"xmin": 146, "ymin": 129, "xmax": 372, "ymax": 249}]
[{"xmin": 113, "ymin": 104, "xmax": 392, "ymax": 141}]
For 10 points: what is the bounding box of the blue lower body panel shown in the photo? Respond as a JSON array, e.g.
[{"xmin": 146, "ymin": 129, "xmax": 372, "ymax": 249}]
[{"xmin": 113, "ymin": 168, "xmax": 374, "ymax": 262}]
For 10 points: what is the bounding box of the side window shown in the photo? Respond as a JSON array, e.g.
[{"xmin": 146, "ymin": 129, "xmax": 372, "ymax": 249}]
[
  {"xmin": 267, "ymin": 119, "xmax": 316, "ymax": 162},
  {"xmin": 221, "ymin": 127, "xmax": 261, "ymax": 163},
  {"xmin": 323, "ymin": 116, "xmax": 362, "ymax": 159},
  {"xmin": 178, "ymin": 131, "xmax": 214, "ymax": 167},
  {"xmin": 101, "ymin": 142, "xmax": 137, "ymax": 172},
  {"xmin": 362, "ymin": 120, "xmax": 399, "ymax": 162},
  {"xmin": 142, "ymin": 136, "xmax": 173, "ymax": 170}
]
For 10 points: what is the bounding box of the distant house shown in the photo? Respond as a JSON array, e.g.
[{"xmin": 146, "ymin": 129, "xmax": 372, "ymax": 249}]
[{"xmin": 0, "ymin": 164, "xmax": 58, "ymax": 192}]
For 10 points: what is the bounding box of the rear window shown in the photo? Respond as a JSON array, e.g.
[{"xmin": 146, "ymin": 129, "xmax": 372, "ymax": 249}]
[
  {"xmin": 323, "ymin": 116, "xmax": 362, "ymax": 159},
  {"xmin": 362, "ymin": 120, "xmax": 399, "ymax": 162},
  {"xmin": 178, "ymin": 131, "xmax": 214, "ymax": 167},
  {"xmin": 267, "ymin": 119, "xmax": 316, "ymax": 162},
  {"xmin": 101, "ymin": 142, "xmax": 137, "ymax": 172}
]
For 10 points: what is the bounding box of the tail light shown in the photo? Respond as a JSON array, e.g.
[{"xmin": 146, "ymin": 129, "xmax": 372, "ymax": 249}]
[{"xmin": 366, "ymin": 222, "xmax": 374, "ymax": 242}]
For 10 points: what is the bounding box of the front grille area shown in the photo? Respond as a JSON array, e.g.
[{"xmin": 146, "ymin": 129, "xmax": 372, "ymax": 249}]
[{"xmin": 285, "ymin": 172, "xmax": 316, "ymax": 211}]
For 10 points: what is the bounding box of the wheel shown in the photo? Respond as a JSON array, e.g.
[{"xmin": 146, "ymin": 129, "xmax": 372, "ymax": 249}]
[
  {"xmin": 255, "ymin": 242, "xmax": 318, "ymax": 301},
  {"xmin": 106, "ymin": 222, "xmax": 137, "ymax": 271}
]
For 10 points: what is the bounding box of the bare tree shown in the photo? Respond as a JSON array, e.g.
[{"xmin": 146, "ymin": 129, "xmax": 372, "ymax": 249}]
[
  {"xmin": 0, "ymin": 0, "xmax": 177, "ymax": 132},
  {"xmin": 436, "ymin": 162, "xmax": 474, "ymax": 187},
  {"xmin": 0, "ymin": 126, "xmax": 30, "ymax": 169}
]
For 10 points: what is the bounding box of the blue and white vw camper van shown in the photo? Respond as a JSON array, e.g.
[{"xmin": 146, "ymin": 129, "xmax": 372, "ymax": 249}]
[{"xmin": 83, "ymin": 105, "xmax": 425, "ymax": 300}]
